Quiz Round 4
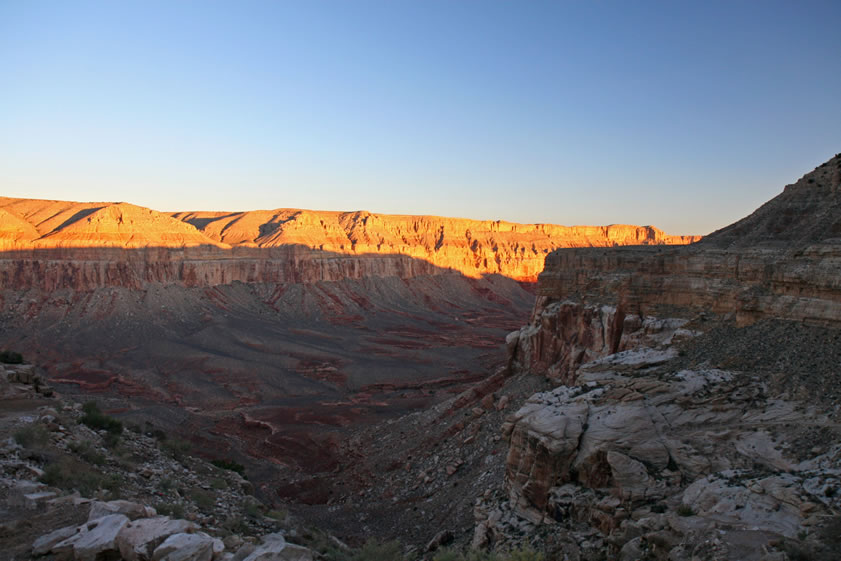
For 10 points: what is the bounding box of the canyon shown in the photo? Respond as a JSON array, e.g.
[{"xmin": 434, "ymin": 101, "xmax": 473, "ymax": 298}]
[
  {"xmin": 0, "ymin": 198, "xmax": 696, "ymax": 513},
  {"xmin": 2, "ymin": 153, "xmax": 840, "ymax": 560}
]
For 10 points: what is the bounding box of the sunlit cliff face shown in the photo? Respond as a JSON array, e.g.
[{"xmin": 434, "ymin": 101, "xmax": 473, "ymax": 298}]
[{"xmin": 0, "ymin": 197, "xmax": 699, "ymax": 286}]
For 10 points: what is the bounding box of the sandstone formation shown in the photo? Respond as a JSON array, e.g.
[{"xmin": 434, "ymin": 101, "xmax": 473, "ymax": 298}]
[
  {"xmin": 534, "ymin": 153, "xmax": 841, "ymax": 329},
  {"xmin": 0, "ymin": 196, "xmax": 698, "ymax": 290}
]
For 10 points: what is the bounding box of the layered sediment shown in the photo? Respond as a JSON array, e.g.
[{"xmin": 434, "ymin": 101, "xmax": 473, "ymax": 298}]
[
  {"xmin": 0, "ymin": 196, "xmax": 698, "ymax": 291},
  {"xmin": 484, "ymin": 154, "xmax": 841, "ymax": 559}
]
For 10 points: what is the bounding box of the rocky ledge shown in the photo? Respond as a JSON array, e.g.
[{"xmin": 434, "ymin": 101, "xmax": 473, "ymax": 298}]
[
  {"xmin": 0, "ymin": 371, "xmax": 328, "ymax": 561},
  {"xmin": 469, "ymin": 155, "xmax": 841, "ymax": 560},
  {"xmin": 477, "ymin": 328, "xmax": 841, "ymax": 560}
]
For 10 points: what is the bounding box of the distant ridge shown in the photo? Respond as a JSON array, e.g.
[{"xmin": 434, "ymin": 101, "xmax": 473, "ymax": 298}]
[{"xmin": 0, "ymin": 196, "xmax": 699, "ymax": 282}]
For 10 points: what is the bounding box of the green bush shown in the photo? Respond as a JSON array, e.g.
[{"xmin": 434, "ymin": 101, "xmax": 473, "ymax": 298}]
[
  {"xmin": 211, "ymin": 459, "xmax": 246, "ymax": 476},
  {"xmin": 244, "ymin": 501, "xmax": 263, "ymax": 518},
  {"xmin": 68, "ymin": 440, "xmax": 106, "ymax": 465},
  {"xmin": 210, "ymin": 477, "xmax": 228, "ymax": 490},
  {"xmin": 14, "ymin": 423, "xmax": 50, "ymax": 448},
  {"xmin": 155, "ymin": 502, "xmax": 185, "ymax": 519},
  {"xmin": 190, "ymin": 488, "xmax": 216, "ymax": 510},
  {"xmin": 677, "ymin": 504, "xmax": 695, "ymax": 517},
  {"xmin": 41, "ymin": 456, "xmax": 105, "ymax": 495},
  {"xmin": 506, "ymin": 548, "xmax": 544, "ymax": 561},
  {"xmin": 0, "ymin": 350, "xmax": 23, "ymax": 364},
  {"xmin": 80, "ymin": 402, "xmax": 123, "ymax": 436},
  {"xmin": 161, "ymin": 438, "xmax": 192, "ymax": 461},
  {"xmin": 352, "ymin": 539, "xmax": 405, "ymax": 561}
]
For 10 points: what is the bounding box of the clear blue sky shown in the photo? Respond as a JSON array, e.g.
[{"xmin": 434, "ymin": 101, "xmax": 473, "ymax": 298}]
[{"xmin": 1, "ymin": 1, "xmax": 839, "ymax": 235}]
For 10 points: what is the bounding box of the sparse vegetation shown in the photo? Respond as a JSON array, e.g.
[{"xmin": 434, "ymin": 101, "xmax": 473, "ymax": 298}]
[
  {"xmin": 190, "ymin": 488, "xmax": 216, "ymax": 510},
  {"xmin": 40, "ymin": 456, "xmax": 106, "ymax": 496},
  {"xmin": 433, "ymin": 548, "xmax": 543, "ymax": 561},
  {"xmin": 266, "ymin": 508, "xmax": 288, "ymax": 523},
  {"xmin": 210, "ymin": 477, "xmax": 228, "ymax": 490},
  {"xmin": 14, "ymin": 423, "xmax": 50, "ymax": 448},
  {"xmin": 161, "ymin": 437, "xmax": 192, "ymax": 461},
  {"xmin": 154, "ymin": 502, "xmax": 185, "ymax": 519},
  {"xmin": 351, "ymin": 539, "xmax": 406, "ymax": 561},
  {"xmin": 0, "ymin": 350, "xmax": 23, "ymax": 364},
  {"xmin": 244, "ymin": 501, "xmax": 263, "ymax": 519},
  {"xmin": 79, "ymin": 402, "xmax": 123, "ymax": 436},
  {"xmin": 68, "ymin": 439, "xmax": 106, "ymax": 465},
  {"xmin": 212, "ymin": 458, "xmax": 246, "ymax": 477},
  {"xmin": 221, "ymin": 515, "xmax": 249, "ymax": 535},
  {"xmin": 677, "ymin": 504, "xmax": 695, "ymax": 516}
]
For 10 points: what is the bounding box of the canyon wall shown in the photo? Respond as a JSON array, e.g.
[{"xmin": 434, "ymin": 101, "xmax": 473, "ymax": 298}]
[
  {"xmin": 0, "ymin": 196, "xmax": 698, "ymax": 291},
  {"xmin": 479, "ymin": 154, "xmax": 841, "ymax": 559},
  {"xmin": 509, "ymin": 154, "xmax": 841, "ymax": 381}
]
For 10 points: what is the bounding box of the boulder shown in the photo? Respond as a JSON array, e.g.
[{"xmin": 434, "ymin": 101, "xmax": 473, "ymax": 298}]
[
  {"xmin": 89, "ymin": 499, "xmax": 157, "ymax": 521},
  {"xmin": 241, "ymin": 533, "xmax": 313, "ymax": 561},
  {"xmin": 117, "ymin": 517, "xmax": 199, "ymax": 561},
  {"xmin": 153, "ymin": 532, "xmax": 220, "ymax": 561},
  {"xmin": 53, "ymin": 513, "xmax": 130, "ymax": 561},
  {"xmin": 32, "ymin": 524, "xmax": 81, "ymax": 556}
]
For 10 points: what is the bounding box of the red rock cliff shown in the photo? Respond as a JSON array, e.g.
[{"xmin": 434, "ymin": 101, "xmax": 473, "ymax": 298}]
[{"xmin": 0, "ymin": 197, "xmax": 698, "ymax": 291}]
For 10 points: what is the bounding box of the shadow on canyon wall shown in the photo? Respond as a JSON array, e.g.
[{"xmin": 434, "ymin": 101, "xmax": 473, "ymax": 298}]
[{"xmin": 0, "ymin": 245, "xmax": 537, "ymax": 500}]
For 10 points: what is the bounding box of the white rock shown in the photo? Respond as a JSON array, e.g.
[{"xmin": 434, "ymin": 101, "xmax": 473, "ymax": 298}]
[
  {"xmin": 153, "ymin": 532, "xmax": 217, "ymax": 561},
  {"xmin": 89, "ymin": 499, "xmax": 157, "ymax": 521},
  {"xmin": 53, "ymin": 513, "xmax": 130, "ymax": 561},
  {"xmin": 242, "ymin": 533, "xmax": 313, "ymax": 561},
  {"xmin": 117, "ymin": 517, "xmax": 199, "ymax": 561},
  {"xmin": 32, "ymin": 524, "xmax": 80, "ymax": 556},
  {"xmin": 23, "ymin": 491, "xmax": 57, "ymax": 509}
]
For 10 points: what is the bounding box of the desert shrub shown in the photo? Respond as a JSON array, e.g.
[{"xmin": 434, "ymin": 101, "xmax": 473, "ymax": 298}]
[
  {"xmin": 221, "ymin": 515, "xmax": 249, "ymax": 535},
  {"xmin": 14, "ymin": 423, "xmax": 50, "ymax": 448},
  {"xmin": 506, "ymin": 548, "xmax": 544, "ymax": 561},
  {"xmin": 244, "ymin": 501, "xmax": 263, "ymax": 518},
  {"xmin": 68, "ymin": 440, "xmax": 106, "ymax": 465},
  {"xmin": 0, "ymin": 350, "xmax": 23, "ymax": 364},
  {"xmin": 267, "ymin": 508, "xmax": 288, "ymax": 522},
  {"xmin": 155, "ymin": 502, "xmax": 185, "ymax": 518},
  {"xmin": 352, "ymin": 539, "xmax": 405, "ymax": 561},
  {"xmin": 433, "ymin": 549, "xmax": 466, "ymax": 561},
  {"xmin": 80, "ymin": 402, "xmax": 123, "ymax": 436},
  {"xmin": 211, "ymin": 458, "xmax": 246, "ymax": 476},
  {"xmin": 190, "ymin": 488, "xmax": 215, "ymax": 510},
  {"xmin": 161, "ymin": 438, "xmax": 191, "ymax": 460},
  {"xmin": 210, "ymin": 477, "xmax": 228, "ymax": 490},
  {"xmin": 40, "ymin": 456, "xmax": 104, "ymax": 495},
  {"xmin": 677, "ymin": 504, "xmax": 695, "ymax": 516}
]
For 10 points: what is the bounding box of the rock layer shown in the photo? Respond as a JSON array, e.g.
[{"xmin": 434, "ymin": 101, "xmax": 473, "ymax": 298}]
[
  {"xmin": 0, "ymin": 196, "xmax": 698, "ymax": 289},
  {"xmin": 534, "ymin": 154, "xmax": 841, "ymax": 328},
  {"xmin": 484, "ymin": 154, "xmax": 841, "ymax": 558}
]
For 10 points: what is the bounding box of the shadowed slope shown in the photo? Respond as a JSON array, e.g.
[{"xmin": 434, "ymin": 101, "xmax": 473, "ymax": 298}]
[{"xmin": 699, "ymin": 153, "xmax": 841, "ymax": 248}]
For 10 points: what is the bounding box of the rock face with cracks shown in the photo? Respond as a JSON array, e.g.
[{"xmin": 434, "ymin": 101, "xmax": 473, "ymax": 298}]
[{"xmin": 475, "ymin": 154, "xmax": 841, "ymax": 559}]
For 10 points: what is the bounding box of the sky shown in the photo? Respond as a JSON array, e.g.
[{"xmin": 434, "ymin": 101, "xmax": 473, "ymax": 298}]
[{"xmin": 1, "ymin": 1, "xmax": 839, "ymax": 235}]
